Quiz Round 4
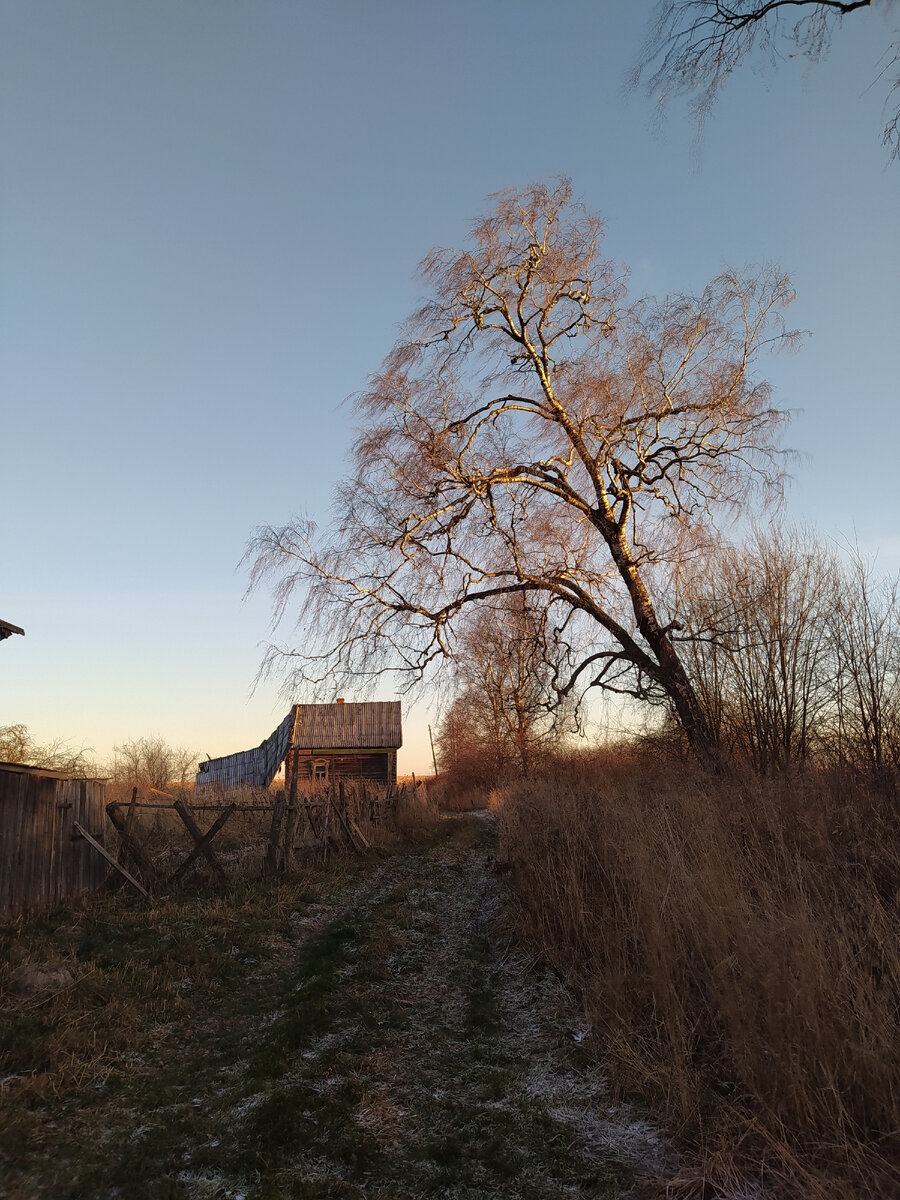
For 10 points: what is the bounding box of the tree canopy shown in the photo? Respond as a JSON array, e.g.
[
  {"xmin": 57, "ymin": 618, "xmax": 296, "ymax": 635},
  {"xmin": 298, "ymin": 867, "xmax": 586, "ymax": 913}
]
[
  {"xmin": 631, "ymin": 1, "xmax": 900, "ymax": 159},
  {"xmin": 246, "ymin": 180, "xmax": 797, "ymax": 766}
]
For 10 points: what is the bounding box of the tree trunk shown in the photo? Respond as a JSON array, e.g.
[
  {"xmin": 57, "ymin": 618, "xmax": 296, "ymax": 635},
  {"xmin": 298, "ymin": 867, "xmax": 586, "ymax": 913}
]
[
  {"xmin": 606, "ymin": 523, "xmax": 723, "ymax": 771},
  {"xmin": 656, "ymin": 642, "xmax": 724, "ymax": 771}
]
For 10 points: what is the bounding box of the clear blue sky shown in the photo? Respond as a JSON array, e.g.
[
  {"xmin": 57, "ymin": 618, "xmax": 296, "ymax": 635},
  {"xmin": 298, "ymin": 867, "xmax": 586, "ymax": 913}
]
[{"xmin": 2, "ymin": 1, "xmax": 897, "ymax": 772}]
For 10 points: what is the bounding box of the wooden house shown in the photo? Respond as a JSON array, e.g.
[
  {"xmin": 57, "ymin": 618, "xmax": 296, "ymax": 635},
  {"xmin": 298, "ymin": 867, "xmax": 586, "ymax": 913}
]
[{"xmin": 196, "ymin": 700, "xmax": 402, "ymax": 791}]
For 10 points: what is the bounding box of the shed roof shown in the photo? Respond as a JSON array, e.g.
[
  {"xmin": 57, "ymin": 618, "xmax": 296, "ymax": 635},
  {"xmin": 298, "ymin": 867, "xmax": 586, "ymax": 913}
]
[
  {"xmin": 0, "ymin": 619, "xmax": 24, "ymax": 642},
  {"xmin": 0, "ymin": 762, "xmax": 106, "ymax": 781},
  {"xmin": 291, "ymin": 701, "xmax": 402, "ymax": 750}
]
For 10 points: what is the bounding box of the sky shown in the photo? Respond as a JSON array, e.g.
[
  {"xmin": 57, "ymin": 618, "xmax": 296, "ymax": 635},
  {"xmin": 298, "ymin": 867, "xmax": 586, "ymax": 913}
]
[{"xmin": 1, "ymin": 1, "xmax": 898, "ymax": 774}]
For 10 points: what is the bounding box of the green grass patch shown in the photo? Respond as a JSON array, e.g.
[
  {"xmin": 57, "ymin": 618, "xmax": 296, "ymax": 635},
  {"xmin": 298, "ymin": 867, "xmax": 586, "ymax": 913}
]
[{"xmin": 0, "ymin": 814, "xmax": 630, "ymax": 1199}]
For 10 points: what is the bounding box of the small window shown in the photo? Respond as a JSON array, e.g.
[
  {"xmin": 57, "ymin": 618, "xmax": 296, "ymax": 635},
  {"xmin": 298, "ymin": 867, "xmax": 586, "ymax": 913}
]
[{"xmin": 313, "ymin": 761, "xmax": 328, "ymax": 780}]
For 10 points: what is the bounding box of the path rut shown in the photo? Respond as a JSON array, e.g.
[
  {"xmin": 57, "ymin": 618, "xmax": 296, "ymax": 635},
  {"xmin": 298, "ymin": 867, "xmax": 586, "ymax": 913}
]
[{"xmin": 3, "ymin": 815, "xmax": 666, "ymax": 1199}]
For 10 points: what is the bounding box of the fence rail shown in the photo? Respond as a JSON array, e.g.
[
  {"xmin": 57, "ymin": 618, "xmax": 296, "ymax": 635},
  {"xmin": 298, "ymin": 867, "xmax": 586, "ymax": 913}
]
[{"xmin": 1, "ymin": 772, "xmax": 429, "ymax": 919}]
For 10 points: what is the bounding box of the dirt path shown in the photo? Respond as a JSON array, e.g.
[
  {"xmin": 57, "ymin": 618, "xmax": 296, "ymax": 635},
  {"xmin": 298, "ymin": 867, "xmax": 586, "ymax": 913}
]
[{"xmin": 2, "ymin": 815, "xmax": 665, "ymax": 1199}]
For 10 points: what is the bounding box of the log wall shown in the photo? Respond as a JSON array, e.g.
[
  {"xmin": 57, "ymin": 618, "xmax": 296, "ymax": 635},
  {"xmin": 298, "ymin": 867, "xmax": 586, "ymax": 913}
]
[
  {"xmin": 0, "ymin": 764, "xmax": 109, "ymax": 920},
  {"xmin": 287, "ymin": 748, "xmax": 397, "ymax": 790}
]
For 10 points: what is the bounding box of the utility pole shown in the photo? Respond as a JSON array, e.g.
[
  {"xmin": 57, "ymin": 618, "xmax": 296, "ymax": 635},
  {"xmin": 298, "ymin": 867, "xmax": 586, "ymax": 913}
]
[{"xmin": 428, "ymin": 724, "xmax": 439, "ymax": 777}]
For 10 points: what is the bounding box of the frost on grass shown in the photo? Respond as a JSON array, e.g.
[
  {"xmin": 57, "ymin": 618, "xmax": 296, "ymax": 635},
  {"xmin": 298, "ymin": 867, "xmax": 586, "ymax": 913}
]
[{"xmin": 2, "ymin": 815, "xmax": 670, "ymax": 1199}]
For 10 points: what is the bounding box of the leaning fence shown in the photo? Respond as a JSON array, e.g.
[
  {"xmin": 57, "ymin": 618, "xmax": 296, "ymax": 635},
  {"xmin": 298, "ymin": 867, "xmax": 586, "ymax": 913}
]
[
  {"xmin": 2, "ymin": 770, "xmax": 433, "ymax": 918},
  {"xmin": 103, "ymin": 777, "xmax": 429, "ymax": 894}
]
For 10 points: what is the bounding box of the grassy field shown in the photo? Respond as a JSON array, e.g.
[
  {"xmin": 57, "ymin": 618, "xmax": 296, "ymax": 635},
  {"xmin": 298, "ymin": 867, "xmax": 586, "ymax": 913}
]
[
  {"xmin": 11, "ymin": 757, "xmax": 890, "ymax": 1199},
  {"xmin": 496, "ymin": 753, "xmax": 900, "ymax": 1199},
  {"xmin": 1, "ymin": 816, "xmax": 651, "ymax": 1200}
]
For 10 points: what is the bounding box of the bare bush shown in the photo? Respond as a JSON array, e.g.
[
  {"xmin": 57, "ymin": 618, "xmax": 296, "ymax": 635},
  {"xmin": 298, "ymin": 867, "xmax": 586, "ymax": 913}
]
[
  {"xmin": 0, "ymin": 723, "xmax": 94, "ymax": 775},
  {"xmin": 111, "ymin": 736, "xmax": 198, "ymax": 792}
]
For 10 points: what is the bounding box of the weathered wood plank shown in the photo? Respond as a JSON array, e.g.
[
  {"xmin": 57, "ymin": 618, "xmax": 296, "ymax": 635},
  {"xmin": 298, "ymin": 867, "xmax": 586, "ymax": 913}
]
[
  {"xmin": 172, "ymin": 800, "xmax": 227, "ymax": 879},
  {"xmin": 0, "ymin": 767, "xmax": 109, "ymax": 919},
  {"xmin": 327, "ymin": 797, "xmax": 366, "ymax": 855},
  {"xmin": 265, "ymin": 793, "xmax": 286, "ymax": 873},
  {"xmin": 170, "ymin": 804, "xmax": 236, "ymax": 881},
  {"xmin": 72, "ymin": 822, "xmax": 149, "ymax": 898},
  {"xmin": 106, "ymin": 802, "xmax": 156, "ymax": 880}
]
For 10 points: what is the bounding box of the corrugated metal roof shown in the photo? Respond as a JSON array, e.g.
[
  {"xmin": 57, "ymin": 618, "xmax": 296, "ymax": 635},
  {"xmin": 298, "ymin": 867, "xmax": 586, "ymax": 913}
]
[{"xmin": 290, "ymin": 701, "xmax": 402, "ymax": 750}]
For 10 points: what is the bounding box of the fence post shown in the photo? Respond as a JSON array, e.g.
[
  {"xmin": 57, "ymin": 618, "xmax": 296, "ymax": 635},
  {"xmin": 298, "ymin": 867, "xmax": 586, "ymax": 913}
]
[
  {"xmin": 266, "ymin": 791, "xmax": 285, "ymax": 873},
  {"xmin": 282, "ymin": 768, "xmax": 300, "ymax": 872},
  {"xmin": 125, "ymin": 786, "xmax": 139, "ymax": 838},
  {"xmin": 106, "ymin": 802, "xmax": 156, "ymax": 881},
  {"xmin": 322, "ymin": 787, "xmax": 332, "ymax": 862}
]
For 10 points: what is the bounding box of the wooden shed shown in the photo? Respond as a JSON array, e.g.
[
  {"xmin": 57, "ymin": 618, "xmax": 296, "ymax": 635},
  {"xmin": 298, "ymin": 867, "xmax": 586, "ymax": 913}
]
[
  {"xmin": 196, "ymin": 701, "xmax": 402, "ymax": 791},
  {"xmin": 0, "ymin": 763, "xmax": 109, "ymax": 919}
]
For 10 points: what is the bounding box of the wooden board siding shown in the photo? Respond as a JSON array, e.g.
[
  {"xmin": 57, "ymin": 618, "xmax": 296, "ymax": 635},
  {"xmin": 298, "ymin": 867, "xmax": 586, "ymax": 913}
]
[
  {"xmin": 0, "ymin": 764, "xmax": 109, "ymax": 919},
  {"xmin": 196, "ymin": 708, "xmax": 295, "ymax": 789}
]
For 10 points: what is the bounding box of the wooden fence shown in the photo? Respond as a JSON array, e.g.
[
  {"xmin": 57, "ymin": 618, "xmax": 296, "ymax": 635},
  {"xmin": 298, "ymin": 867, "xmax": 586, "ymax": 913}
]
[
  {"xmin": 0, "ymin": 763, "xmax": 109, "ymax": 920},
  {"xmin": 107, "ymin": 778, "xmax": 421, "ymax": 889},
  {"xmin": 1, "ymin": 771, "xmax": 431, "ymax": 918}
]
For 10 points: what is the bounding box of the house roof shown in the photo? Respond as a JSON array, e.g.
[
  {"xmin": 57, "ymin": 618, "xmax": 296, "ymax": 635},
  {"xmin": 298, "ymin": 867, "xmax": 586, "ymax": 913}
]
[
  {"xmin": 0, "ymin": 762, "xmax": 106, "ymax": 781},
  {"xmin": 0, "ymin": 619, "xmax": 24, "ymax": 642},
  {"xmin": 291, "ymin": 701, "xmax": 402, "ymax": 750}
]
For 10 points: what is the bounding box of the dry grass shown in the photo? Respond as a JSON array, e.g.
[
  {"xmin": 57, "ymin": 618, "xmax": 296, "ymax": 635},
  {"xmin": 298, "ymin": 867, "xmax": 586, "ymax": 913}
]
[
  {"xmin": 431, "ymin": 777, "xmax": 491, "ymax": 812},
  {"xmin": 496, "ymin": 750, "xmax": 900, "ymax": 1198},
  {"xmin": 393, "ymin": 779, "xmax": 440, "ymax": 830},
  {"xmin": 0, "ymin": 816, "xmax": 637, "ymax": 1198},
  {"xmin": 0, "ymin": 874, "xmax": 341, "ymax": 1141}
]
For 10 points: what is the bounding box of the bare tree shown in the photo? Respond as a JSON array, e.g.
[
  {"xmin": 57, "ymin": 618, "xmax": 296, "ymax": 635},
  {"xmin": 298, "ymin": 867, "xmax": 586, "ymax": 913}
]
[
  {"xmin": 112, "ymin": 736, "xmax": 197, "ymax": 791},
  {"xmin": 830, "ymin": 550, "xmax": 900, "ymax": 775},
  {"xmin": 631, "ymin": 1, "xmax": 900, "ymax": 159},
  {"xmin": 246, "ymin": 180, "xmax": 797, "ymax": 769},
  {"xmin": 0, "ymin": 723, "xmax": 94, "ymax": 775},
  {"xmin": 678, "ymin": 528, "xmax": 839, "ymax": 770},
  {"xmin": 436, "ymin": 691, "xmax": 525, "ymax": 799},
  {"xmin": 440, "ymin": 594, "xmax": 578, "ymax": 779},
  {"xmin": 0, "ymin": 723, "xmax": 30, "ymax": 763}
]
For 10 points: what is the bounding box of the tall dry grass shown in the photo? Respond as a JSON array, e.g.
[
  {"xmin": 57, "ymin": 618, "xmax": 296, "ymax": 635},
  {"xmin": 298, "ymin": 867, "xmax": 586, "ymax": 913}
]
[
  {"xmin": 498, "ymin": 751, "xmax": 900, "ymax": 1197},
  {"xmin": 392, "ymin": 779, "xmax": 440, "ymax": 831}
]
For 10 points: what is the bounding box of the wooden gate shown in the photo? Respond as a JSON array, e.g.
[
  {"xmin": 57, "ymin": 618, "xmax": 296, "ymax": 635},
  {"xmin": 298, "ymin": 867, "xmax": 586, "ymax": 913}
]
[{"xmin": 0, "ymin": 763, "xmax": 109, "ymax": 920}]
